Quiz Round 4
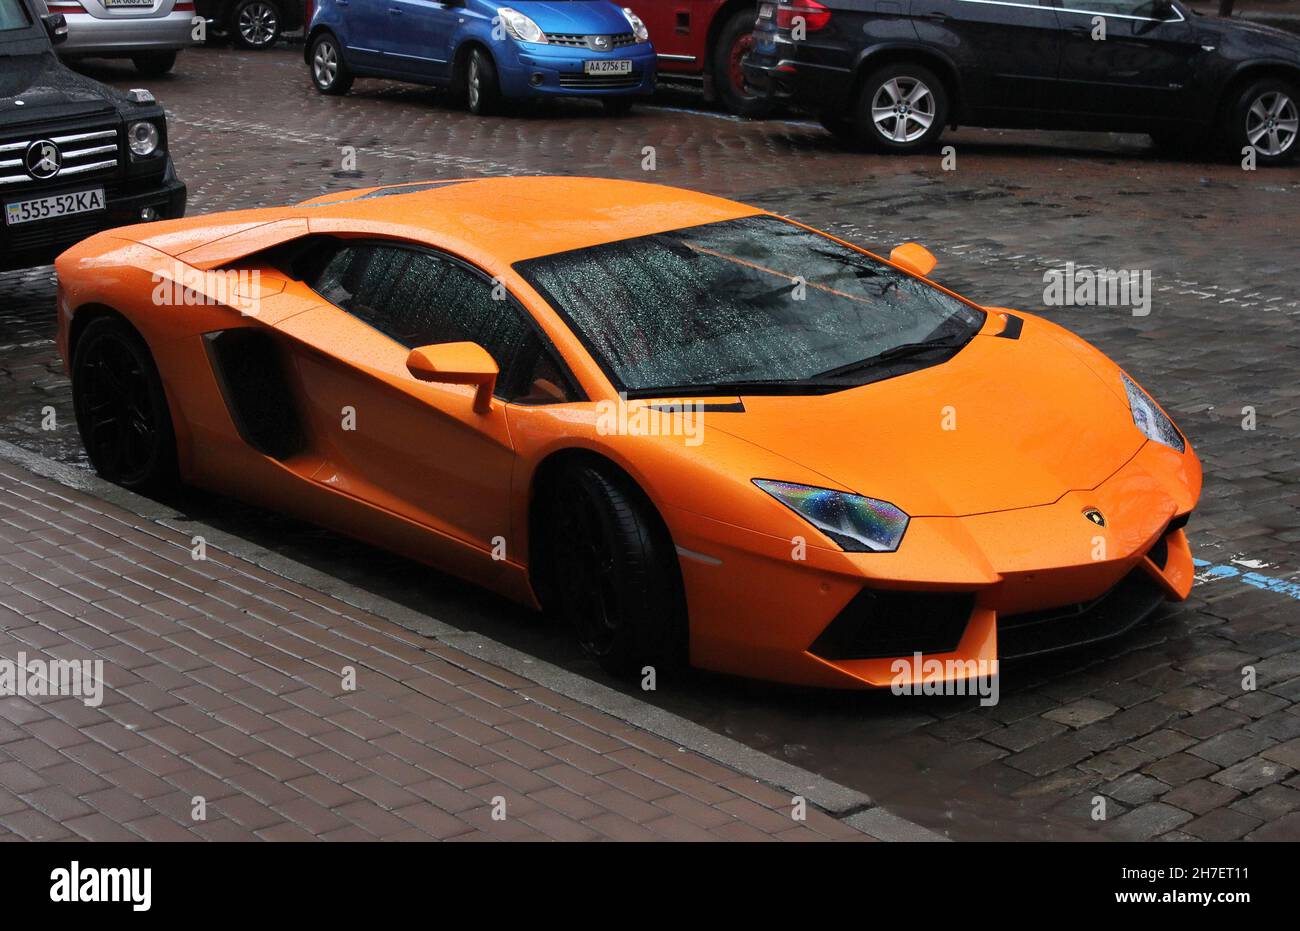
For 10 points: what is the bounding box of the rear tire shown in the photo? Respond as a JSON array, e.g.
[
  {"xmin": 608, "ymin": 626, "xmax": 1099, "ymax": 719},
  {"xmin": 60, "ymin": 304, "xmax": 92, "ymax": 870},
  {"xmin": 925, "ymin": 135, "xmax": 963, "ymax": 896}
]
[
  {"xmin": 310, "ymin": 33, "xmax": 353, "ymax": 95},
  {"xmin": 851, "ymin": 62, "xmax": 948, "ymax": 153},
  {"xmin": 465, "ymin": 48, "xmax": 502, "ymax": 116},
  {"xmin": 713, "ymin": 7, "xmax": 772, "ymax": 118},
  {"xmin": 132, "ymin": 51, "xmax": 176, "ymax": 75},
  {"xmin": 1221, "ymin": 78, "xmax": 1300, "ymax": 166},
  {"xmin": 538, "ymin": 461, "xmax": 687, "ymax": 678},
  {"xmin": 231, "ymin": 0, "xmax": 281, "ymax": 50},
  {"xmin": 71, "ymin": 316, "xmax": 178, "ymax": 492}
]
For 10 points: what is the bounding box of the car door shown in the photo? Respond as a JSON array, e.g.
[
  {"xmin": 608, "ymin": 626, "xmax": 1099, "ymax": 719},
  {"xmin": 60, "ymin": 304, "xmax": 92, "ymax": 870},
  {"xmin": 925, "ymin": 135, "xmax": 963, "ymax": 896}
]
[
  {"xmin": 337, "ymin": 0, "xmax": 390, "ymax": 70},
  {"xmin": 275, "ymin": 241, "xmax": 533, "ymax": 563},
  {"xmin": 628, "ymin": 0, "xmax": 700, "ymax": 72},
  {"xmin": 909, "ymin": 0, "xmax": 1064, "ymax": 119},
  {"xmin": 1051, "ymin": 0, "xmax": 1200, "ymax": 121},
  {"xmin": 384, "ymin": 0, "xmax": 459, "ymax": 81}
]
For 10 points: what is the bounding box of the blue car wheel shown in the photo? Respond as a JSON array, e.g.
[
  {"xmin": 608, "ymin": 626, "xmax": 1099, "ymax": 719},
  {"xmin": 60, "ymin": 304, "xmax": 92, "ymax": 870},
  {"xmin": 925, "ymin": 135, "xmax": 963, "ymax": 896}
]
[{"xmin": 467, "ymin": 48, "xmax": 503, "ymax": 116}]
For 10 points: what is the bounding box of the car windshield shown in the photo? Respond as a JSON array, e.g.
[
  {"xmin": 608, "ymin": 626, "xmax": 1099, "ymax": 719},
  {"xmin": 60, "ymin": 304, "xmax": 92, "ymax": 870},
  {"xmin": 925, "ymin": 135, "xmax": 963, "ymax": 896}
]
[
  {"xmin": 0, "ymin": 0, "xmax": 31, "ymax": 31},
  {"xmin": 514, "ymin": 215, "xmax": 985, "ymax": 397}
]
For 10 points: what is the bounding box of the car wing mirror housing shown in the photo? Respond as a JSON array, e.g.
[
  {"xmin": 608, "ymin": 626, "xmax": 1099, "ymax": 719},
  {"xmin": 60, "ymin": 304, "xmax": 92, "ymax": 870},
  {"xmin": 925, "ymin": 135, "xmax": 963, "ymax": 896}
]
[
  {"xmin": 406, "ymin": 341, "xmax": 498, "ymax": 413},
  {"xmin": 42, "ymin": 13, "xmax": 68, "ymax": 45},
  {"xmin": 889, "ymin": 242, "xmax": 937, "ymax": 278}
]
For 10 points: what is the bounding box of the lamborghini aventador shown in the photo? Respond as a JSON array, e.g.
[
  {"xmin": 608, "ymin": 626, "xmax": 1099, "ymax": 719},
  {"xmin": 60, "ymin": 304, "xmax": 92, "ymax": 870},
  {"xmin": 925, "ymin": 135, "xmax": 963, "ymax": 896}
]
[{"xmin": 54, "ymin": 177, "xmax": 1201, "ymax": 688}]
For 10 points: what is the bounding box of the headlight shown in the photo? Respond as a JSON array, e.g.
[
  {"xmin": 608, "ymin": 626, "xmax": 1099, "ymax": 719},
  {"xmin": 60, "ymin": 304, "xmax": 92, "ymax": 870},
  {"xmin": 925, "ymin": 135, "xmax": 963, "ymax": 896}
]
[
  {"xmin": 754, "ymin": 480, "xmax": 909, "ymax": 553},
  {"xmin": 127, "ymin": 120, "xmax": 159, "ymax": 157},
  {"xmin": 1122, "ymin": 373, "xmax": 1184, "ymax": 453},
  {"xmin": 498, "ymin": 7, "xmax": 546, "ymax": 43},
  {"xmin": 622, "ymin": 7, "xmax": 649, "ymax": 42}
]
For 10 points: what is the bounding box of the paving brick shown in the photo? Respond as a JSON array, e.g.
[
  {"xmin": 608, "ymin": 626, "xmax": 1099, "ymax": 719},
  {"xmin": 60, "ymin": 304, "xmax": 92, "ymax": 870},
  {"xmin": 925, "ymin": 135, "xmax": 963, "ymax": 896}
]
[
  {"xmin": 1182, "ymin": 807, "xmax": 1262, "ymax": 841},
  {"xmin": 1228, "ymin": 784, "xmax": 1300, "ymax": 821},
  {"xmin": 1105, "ymin": 803, "xmax": 1194, "ymax": 840},
  {"xmin": 1161, "ymin": 779, "xmax": 1242, "ymax": 816},
  {"xmin": 1211, "ymin": 756, "xmax": 1294, "ymax": 793},
  {"xmin": 1043, "ymin": 699, "xmax": 1120, "ymax": 729},
  {"xmin": 1141, "ymin": 752, "xmax": 1219, "ymax": 787},
  {"xmin": 1102, "ymin": 772, "xmax": 1170, "ymax": 806}
]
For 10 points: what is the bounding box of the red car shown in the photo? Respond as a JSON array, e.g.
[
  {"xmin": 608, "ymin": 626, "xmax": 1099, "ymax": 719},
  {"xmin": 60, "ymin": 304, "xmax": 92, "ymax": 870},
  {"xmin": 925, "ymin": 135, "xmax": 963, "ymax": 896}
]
[{"xmin": 628, "ymin": 0, "xmax": 768, "ymax": 116}]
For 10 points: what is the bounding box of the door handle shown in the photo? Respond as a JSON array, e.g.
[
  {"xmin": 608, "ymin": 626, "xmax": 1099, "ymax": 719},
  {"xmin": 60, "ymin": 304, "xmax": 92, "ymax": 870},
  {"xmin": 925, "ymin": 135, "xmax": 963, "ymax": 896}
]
[
  {"xmin": 921, "ymin": 12, "xmax": 950, "ymax": 20},
  {"xmin": 389, "ymin": 5, "xmax": 402, "ymax": 12}
]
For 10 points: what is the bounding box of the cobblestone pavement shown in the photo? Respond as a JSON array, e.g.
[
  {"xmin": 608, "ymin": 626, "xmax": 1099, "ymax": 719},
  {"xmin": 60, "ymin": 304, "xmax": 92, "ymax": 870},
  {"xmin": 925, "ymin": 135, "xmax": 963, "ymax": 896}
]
[
  {"xmin": 0, "ymin": 45, "xmax": 1298, "ymax": 840},
  {"xmin": 0, "ymin": 460, "xmax": 878, "ymax": 841}
]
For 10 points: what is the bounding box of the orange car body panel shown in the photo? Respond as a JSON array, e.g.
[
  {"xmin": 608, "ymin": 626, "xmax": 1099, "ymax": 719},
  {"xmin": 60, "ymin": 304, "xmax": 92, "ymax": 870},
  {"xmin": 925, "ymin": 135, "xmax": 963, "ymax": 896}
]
[{"xmin": 54, "ymin": 177, "xmax": 1203, "ymax": 689}]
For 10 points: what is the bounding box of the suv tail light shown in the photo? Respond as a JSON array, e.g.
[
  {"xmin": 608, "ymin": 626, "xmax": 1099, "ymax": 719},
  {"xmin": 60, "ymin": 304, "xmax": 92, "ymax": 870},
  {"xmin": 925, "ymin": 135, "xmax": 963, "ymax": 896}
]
[
  {"xmin": 174, "ymin": 0, "xmax": 195, "ymax": 9},
  {"xmin": 777, "ymin": 0, "xmax": 832, "ymax": 32},
  {"xmin": 44, "ymin": 1, "xmax": 86, "ymax": 12}
]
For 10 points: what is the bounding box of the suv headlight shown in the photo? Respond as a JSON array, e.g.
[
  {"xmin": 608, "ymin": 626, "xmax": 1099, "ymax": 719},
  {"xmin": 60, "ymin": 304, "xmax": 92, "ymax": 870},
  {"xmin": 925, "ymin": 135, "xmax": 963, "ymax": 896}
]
[
  {"xmin": 754, "ymin": 480, "xmax": 909, "ymax": 553},
  {"xmin": 127, "ymin": 120, "xmax": 159, "ymax": 157},
  {"xmin": 498, "ymin": 7, "xmax": 546, "ymax": 43},
  {"xmin": 1122, "ymin": 372, "xmax": 1184, "ymax": 453},
  {"xmin": 622, "ymin": 7, "xmax": 649, "ymax": 42}
]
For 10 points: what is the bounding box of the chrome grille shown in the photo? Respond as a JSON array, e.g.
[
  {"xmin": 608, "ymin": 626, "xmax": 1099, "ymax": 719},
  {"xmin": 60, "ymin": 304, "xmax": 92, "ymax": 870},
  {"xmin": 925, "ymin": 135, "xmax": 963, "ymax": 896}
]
[
  {"xmin": 0, "ymin": 127, "xmax": 121, "ymax": 188},
  {"xmin": 557, "ymin": 71, "xmax": 642, "ymax": 89},
  {"xmin": 545, "ymin": 32, "xmax": 637, "ymax": 50}
]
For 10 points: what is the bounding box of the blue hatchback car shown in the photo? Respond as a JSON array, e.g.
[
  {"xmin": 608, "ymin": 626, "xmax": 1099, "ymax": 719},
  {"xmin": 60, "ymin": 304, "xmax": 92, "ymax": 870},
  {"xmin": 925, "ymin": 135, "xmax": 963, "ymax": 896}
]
[{"xmin": 305, "ymin": 0, "xmax": 656, "ymax": 114}]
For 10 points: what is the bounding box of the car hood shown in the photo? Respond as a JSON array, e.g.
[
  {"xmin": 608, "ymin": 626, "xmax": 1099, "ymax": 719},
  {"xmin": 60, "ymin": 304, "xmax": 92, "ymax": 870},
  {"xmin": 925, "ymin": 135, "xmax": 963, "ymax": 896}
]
[
  {"xmin": 1195, "ymin": 13, "xmax": 1300, "ymax": 57},
  {"xmin": 704, "ymin": 316, "xmax": 1144, "ymax": 518},
  {"xmin": 504, "ymin": 1, "xmax": 633, "ymax": 34},
  {"xmin": 0, "ymin": 51, "xmax": 122, "ymax": 123}
]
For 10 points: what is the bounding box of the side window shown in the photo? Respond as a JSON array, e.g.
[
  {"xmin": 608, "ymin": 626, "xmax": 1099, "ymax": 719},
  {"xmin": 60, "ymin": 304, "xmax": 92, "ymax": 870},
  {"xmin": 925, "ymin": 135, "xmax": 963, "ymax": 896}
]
[
  {"xmin": 309, "ymin": 243, "xmax": 579, "ymax": 403},
  {"xmin": 1057, "ymin": 0, "xmax": 1172, "ymax": 18},
  {"xmin": 504, "ymin": 332, "xmax": 583, "ymax": 405}
]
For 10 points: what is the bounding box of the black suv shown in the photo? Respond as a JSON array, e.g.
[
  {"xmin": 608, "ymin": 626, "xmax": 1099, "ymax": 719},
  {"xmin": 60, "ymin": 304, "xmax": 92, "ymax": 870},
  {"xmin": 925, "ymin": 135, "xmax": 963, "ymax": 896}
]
[
  {"xmin": 744, "ymin": 0, "xmax": 1300, "ymax": 164},
  {"xmin": 0, "ymin": 0, "xmax": 186, "ymax": 271}
]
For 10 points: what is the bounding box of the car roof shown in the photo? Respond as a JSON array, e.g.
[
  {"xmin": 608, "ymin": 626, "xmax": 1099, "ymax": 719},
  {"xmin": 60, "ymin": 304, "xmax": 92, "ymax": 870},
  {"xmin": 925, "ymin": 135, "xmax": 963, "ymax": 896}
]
[{"xmin": 296, "ymin": 176, "xmax": 764, "ymax": 263}]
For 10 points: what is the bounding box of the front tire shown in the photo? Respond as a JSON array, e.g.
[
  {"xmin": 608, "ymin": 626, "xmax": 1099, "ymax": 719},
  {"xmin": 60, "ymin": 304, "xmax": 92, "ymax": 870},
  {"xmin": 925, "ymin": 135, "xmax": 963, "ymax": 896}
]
[
  {"xmin": 1223, "ymin": 78, "xmax": 1300, "ymax": 166},
  {"xmin": 712, "ymin": 7, "xmax": 772, "ymax": 118},
  {"xmin": 310, "ymin": 33, "xmax": 353, "ymax": 95},
  {"xmin": 465, "ymin": 48, "xmax": 502, "ymax": 116},
  {"xmin": 851, "ymin": 62, "xmax": 948, "ymax": 153},
  {"xmin": 539, "ymin": 462, "xmax": 686, "ymax": 678},
  {"xmin": 231, "ymin": 0, "xmax": 281, "ymax": 50},
  {"xmin": 71, "ymin": 316, "xmax": 178, "ymax": 491},
  {"xmin": 132, "ymin": 51, "xmax": 176, "ymax": 76}
]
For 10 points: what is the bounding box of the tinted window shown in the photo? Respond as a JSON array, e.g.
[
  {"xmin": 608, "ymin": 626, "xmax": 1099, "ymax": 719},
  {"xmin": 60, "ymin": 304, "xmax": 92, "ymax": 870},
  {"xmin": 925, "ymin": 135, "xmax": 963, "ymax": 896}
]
[
  {"xmin": 309, "ymin": 243, "xmax": 576, "ymax": 403},
  {"xmin": 1057, "ymin": 0, "xmax": 1171, "ymax": 17},
  {"xmin": 514, "ymin": 215, "xmax": 984, "ymax": 396},
  {"xmin": 0, "ymin": 0, "xmax": 31, "ymax": 30}
]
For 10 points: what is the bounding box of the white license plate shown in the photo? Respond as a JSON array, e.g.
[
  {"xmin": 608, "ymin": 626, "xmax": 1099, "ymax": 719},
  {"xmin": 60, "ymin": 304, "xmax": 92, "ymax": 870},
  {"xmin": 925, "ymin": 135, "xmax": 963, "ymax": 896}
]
[
  {"xmin": 5, "ymin": 189, "xmax": 105, "ymax": 226},
  {"xmin": 584, "ymin": 59, "xmax": 632, "ymax": 75},
  {"xmin": 103, "ymin": 0, "xmax": 154, "ymax": 7},
  {"xmin": 758, "ymin": 2, "xmax": 775, "ymax": 18}
]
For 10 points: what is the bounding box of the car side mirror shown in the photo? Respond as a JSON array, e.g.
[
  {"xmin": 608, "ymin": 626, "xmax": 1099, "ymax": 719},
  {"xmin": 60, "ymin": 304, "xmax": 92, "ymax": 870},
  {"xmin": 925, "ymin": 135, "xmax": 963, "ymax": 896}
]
[
  {"xmin": 406, "ymin": 341, "xmax": 498, "ymax": 413},
  {"xmin": 1150, "ymin": 0, "xmax": 1174, "ymax": 18},
  {"xmin": 889, "ymin": 242, "xmax": 937, "ymax": 278},
  {"xmin": 42, "ymin": 13, "xmax": 69, "ymax": 45}
]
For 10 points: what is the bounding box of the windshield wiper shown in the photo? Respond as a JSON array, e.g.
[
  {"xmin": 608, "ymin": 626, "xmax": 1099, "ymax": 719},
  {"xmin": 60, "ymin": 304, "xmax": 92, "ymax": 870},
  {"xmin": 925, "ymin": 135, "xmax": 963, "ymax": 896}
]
[
  {"xmin": 814, "ymin": 336, "xmax": 969, "ymax": 380},
  {"xmin": 626, "ymin": 378, "xmax": 849, "ymax": 399}
]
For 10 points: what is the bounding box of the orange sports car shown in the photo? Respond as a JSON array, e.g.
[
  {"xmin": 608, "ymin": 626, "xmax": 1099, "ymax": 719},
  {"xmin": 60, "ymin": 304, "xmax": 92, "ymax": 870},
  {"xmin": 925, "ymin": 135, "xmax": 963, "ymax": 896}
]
[{"xmin": 54, "ymin": 177, "xmax": 1201, "ymax": 690}]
